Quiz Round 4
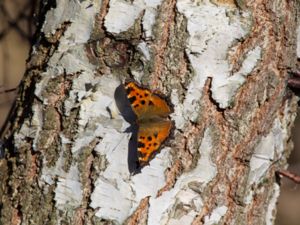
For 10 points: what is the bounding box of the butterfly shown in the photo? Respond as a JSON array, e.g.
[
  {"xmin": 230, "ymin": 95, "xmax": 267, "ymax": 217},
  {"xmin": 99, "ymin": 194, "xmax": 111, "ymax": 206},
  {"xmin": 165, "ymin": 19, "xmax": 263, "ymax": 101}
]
[{"xmin": 124, "ymin": 81, "xmax": 173, "ymax": 168}]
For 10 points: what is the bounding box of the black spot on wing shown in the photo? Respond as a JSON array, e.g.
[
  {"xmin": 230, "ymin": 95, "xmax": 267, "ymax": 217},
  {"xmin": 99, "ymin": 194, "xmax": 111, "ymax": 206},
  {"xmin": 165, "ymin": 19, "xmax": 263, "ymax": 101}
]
[
  {"xmin": 134, "ymin": 104, "xmax": 139, "ymax": 108},
  {"xmin": 128, "ymin": 96, "xmax": 136, "ymax": 103},
  {"xmin": 138, "ymin": 142, "xmax": 145, "ymax": 148},
  {"xmin": 141, "ymin": 100, "xmax": 146, "ymax": 105},
  {"xmin": 147, "ymin": 136, "xmax": 152, "ymax": 141},
  {"xmin": 126, "ymin": 87, "xmax": 134, "ymax": 94},
  {"xmin": 149, "ymin": 100, "xmax": 154, "ymax": 105}
]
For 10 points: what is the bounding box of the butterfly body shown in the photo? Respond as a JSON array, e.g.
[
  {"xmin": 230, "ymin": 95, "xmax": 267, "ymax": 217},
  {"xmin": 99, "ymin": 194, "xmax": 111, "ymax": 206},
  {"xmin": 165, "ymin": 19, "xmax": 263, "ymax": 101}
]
[{"xmin": 125, "ymin": 81, "xmax": 172, "ymax": 167}]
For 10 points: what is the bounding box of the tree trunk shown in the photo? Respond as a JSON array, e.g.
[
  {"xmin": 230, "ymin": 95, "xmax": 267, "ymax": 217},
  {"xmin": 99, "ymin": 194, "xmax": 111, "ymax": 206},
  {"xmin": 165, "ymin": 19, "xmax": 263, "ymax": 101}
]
[{"xmin": 0, "ymin": 0, "xmax": 299, "ymax": 224}]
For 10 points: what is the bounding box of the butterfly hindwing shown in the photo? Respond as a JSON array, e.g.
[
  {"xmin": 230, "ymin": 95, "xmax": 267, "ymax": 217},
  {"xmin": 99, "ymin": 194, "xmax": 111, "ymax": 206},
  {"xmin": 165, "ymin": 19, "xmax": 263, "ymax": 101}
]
[
  {"xmin": 125, "ymin": 82, "xmax": 171, "ymax": 119},
  {"xmin": 137, "ymin": 120, "xmax": 172, "ymax": 166}
]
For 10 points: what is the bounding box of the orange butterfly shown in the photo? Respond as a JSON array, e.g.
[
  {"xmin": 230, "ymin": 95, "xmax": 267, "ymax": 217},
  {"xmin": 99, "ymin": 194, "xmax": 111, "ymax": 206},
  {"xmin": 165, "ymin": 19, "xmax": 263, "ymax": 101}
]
[{"xmin": 125, "ymin": 81, "xmax": 172, "ymax": 167}]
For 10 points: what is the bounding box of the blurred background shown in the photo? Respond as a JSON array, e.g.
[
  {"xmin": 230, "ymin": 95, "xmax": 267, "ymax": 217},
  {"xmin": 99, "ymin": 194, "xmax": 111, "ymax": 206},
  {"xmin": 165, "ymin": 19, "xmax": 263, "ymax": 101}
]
[
  {"xmin": 0, "ymin": 0, "xmax": 37, "ymax": 127},
  {"xmin": 0, "ymin": 0, "xmax": 299, "ymax": 224}
]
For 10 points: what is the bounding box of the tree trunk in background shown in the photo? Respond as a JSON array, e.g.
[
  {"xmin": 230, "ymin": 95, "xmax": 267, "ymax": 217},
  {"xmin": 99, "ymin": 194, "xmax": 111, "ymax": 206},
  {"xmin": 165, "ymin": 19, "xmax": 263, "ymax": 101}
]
[{"xmin": 0, "ymin": 0, "xmax": 299, "ymax": 224}]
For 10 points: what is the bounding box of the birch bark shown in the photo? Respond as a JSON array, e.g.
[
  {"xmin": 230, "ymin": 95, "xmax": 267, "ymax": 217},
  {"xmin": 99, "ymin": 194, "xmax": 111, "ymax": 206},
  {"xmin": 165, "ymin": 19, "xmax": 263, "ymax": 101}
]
[{"xmin": 0, "ymin": 0, "xmax": 299, "ymax": 224}]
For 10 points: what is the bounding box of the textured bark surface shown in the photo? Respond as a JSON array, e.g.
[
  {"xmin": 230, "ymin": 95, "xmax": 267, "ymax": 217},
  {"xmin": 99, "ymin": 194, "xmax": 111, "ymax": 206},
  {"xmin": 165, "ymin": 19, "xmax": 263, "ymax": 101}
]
[{"xmin": 0, "ymin": 0, "xmax": 299, "ymax": 225}]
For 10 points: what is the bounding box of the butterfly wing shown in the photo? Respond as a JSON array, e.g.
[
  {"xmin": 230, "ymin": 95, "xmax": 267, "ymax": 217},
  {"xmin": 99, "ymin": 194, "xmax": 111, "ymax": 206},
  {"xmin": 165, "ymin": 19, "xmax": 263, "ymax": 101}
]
[
  {"xmin": 124, "ymin": 81, "xmax": 173, "ymax": 167},
  {"xmin": 125, "ymin": 82, "xmax": 171, "ymax": 119},
  {"xmin": 137, "ymin": 120, "xmax": 172, "ymax": 166}
]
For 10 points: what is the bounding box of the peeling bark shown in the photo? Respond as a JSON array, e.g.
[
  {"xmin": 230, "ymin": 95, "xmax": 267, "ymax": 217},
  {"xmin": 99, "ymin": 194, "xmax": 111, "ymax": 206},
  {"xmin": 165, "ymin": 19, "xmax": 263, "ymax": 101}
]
[{"xmin": 0, "ymin": 0, "xmax": 299, "ymax": 224}]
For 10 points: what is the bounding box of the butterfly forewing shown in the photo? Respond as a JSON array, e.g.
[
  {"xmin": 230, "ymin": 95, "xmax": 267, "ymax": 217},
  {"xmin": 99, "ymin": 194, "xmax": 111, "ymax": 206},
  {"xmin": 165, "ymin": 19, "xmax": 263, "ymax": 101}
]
[{"xmin": 125, "ymin": 82, "xmax": 171, "ymax": 119}]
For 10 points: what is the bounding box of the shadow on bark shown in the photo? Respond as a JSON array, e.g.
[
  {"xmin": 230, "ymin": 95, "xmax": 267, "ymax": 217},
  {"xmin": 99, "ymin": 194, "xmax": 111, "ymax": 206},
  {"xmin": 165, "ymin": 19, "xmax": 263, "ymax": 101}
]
[{"xmin": 114, "ymin": 84, "xmax": 141, "ymax": 174}]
